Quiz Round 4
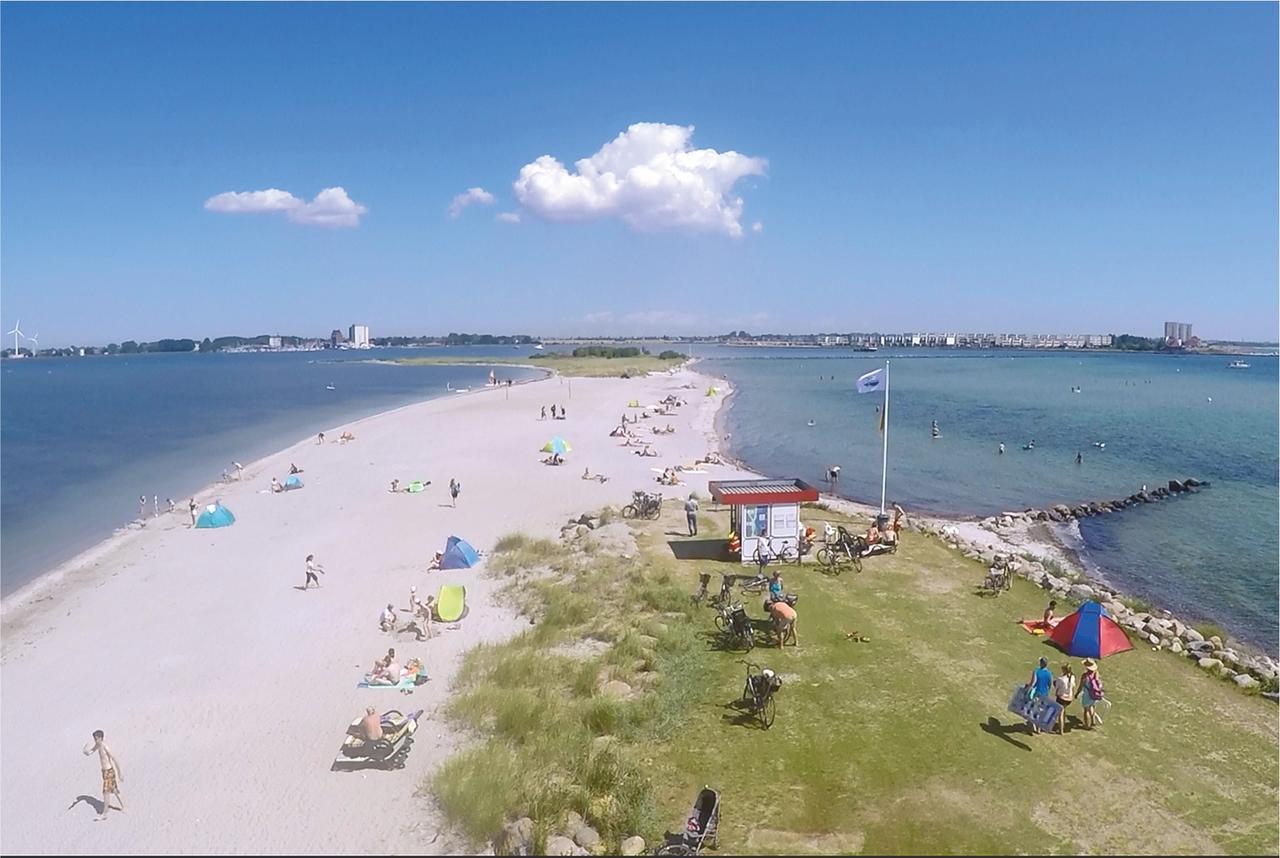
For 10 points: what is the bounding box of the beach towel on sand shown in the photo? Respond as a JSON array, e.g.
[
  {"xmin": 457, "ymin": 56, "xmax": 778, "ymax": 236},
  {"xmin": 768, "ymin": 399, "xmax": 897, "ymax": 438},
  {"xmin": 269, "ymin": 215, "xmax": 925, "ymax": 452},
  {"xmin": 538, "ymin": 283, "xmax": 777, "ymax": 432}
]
[
  {"xmin": 436, "ymin": 584, "xmax": 466, "ymax": 623},
  {"xmin": 357, "ymin": 674, "xmax": 418, "ymax": 690}
]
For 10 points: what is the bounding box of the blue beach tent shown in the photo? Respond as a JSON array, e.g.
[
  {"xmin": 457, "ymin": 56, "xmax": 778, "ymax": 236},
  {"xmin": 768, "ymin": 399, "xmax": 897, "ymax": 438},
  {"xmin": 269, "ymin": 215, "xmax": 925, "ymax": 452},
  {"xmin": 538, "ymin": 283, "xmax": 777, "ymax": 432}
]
[
  {"xmin": 441, "ymin": 535, "xmax": 479, "ymax": 570},
  {"xmin": 283, "ymin": 474, "xmax": 304, "ymax": 490},
  {"xmin": 195, "ymin": 503, "xmax": 236, "ymax": 529},
  {"xmin": 1048, "ymin": 600, "xmax": 1133, "ymax": 659}
]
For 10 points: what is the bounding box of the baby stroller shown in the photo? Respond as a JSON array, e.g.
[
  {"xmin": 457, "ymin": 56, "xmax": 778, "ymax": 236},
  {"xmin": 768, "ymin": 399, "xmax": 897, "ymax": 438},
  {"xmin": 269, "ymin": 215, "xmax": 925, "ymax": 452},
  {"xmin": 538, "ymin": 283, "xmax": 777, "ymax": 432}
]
[{"xmin": 656, "ymin": 786, "xmax": 720, "ymax": 855}]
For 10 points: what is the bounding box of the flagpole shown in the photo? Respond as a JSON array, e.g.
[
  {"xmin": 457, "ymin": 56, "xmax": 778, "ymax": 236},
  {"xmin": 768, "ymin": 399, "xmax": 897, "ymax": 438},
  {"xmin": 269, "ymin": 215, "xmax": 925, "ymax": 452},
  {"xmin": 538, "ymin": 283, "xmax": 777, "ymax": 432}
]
[{"xmin": 880, "ymin": 360, "xmax": 889, "ymax": 516}]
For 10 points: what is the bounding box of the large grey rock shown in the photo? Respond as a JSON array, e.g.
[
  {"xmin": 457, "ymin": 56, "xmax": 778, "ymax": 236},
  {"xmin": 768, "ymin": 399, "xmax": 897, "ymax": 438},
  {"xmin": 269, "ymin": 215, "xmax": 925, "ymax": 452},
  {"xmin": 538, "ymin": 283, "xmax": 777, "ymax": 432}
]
[
  {"xmin": 1181, "ymin": 627, "xmax": 1204, "ymax": 643},
  {"xmin": 497, "ymin": 817, "xmax": 535, "ymax": 855},
  {"xmin": 574, "ymin": 826, "xmax": 601, "ymax": 850},
  {"xmin": 1197, "ymin": 657, "xmax": 1223, "ymax": 671},
  {"xmin": 1169, "ymin": 639, "xmax": 1184, "ymax": 654},
  {"xmin": 1070, "ymin": 583, "xmax": 1096, "ymax": 600},
  {"xmin": 1234, "ymin": 674, "xmax": 1260, "ymax": 690},
  {"xmin": 601, "ymin": 680, "xmax": 633, "ymax": 699},
  {"xmin": 546, "ymin": 836, "xmax": 578, "ymax": 856},
  {"xmin": 1209, "ymin": 635, "xmax": 1223, "ymax": 648},
  {"xmin": 1147, "ymin": 633, "xmax": 1161, "ymax": 646},
  {"xmin": 620, "ymin": 836, "xmax": 646, "ymax": 856}
]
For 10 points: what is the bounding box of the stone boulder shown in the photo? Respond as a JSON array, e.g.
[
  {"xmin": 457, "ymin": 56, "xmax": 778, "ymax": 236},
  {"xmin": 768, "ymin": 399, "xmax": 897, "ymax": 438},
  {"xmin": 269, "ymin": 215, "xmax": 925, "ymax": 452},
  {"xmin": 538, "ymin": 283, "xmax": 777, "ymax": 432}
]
[
  {"xmin": 1168, "ymin": 479, "xmax": 1185, "ymax": 493},
  {"xmin": 1181, "ymin": 627, "xmax": 1204, "ymax": 643},
  {"xmin": 546, "ymin": 836, "xmax": 578, "ymax": 856},
  {"xmin": 1069, "ymin": 583, "xmax": 1096, "ymax": 601},
  {"xmin": 601, "ymin": 680, "xmax": 633, "ymax": 699},
  {"xmin": 574, "ymin": 826, "xmax": 601, "ymax": 851},
  {"xmin": 496, "ymin": 818, "xmax": 534, "ymax": 856},
  {"xmin": 620, "ymin": 837, "xmax": 646, "ymax": 856},
  {"xmin": 1169, "ymin": 639, "xmax": 1184, "ymax": 654},
  {"xmin": 1233, "ymin": 674, "xmax": 1261, "ymax": 690},
  {"xmin": 1197, "ymin": 657, "xmax": 1223, "ymax": 671}
]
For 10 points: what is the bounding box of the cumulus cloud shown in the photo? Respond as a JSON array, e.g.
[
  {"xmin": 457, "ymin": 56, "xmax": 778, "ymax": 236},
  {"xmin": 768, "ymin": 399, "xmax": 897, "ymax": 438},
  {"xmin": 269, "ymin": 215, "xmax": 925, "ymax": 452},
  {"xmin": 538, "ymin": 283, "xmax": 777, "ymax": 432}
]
[
  {"xmin": 512, "ymin": 123, "xmax": 766, "ymax": 237},
  {"xmin": 204, "ymin": 186, "xmax": 368, "ymax": 227},
  {"xmin": 448, "ymin": 187, "xmax": 496, "ymax": 218},
  {"xmin": 751, "ymin": 221, "xmax": 763, "ymax": 234},
  {"xmin": 495, "ymin": 211, "xmax": 522, "ymax": 223}
]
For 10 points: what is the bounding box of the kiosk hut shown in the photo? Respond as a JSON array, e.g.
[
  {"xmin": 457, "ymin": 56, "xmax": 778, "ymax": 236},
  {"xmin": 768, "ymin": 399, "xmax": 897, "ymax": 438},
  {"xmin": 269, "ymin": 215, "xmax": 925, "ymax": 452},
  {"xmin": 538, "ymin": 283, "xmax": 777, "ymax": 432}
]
[{"xmin": 708, "ymin": 478, "xmax": 820, "ymax": 563}]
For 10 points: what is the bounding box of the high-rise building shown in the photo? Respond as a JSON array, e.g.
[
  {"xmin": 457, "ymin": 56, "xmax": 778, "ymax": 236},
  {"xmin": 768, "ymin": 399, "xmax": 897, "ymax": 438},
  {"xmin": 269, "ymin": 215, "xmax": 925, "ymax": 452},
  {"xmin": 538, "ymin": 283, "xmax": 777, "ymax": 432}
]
[
  {"xmin": 330, "ymin": 329, "xmax": 346, "ymax": 348},
  {"xmin": 1178, "ymin": 323, "xmax": 1192, "ymax": 343},
  {"xmin": 1165, "ymin": 321, "xmax": 1179, "ymax": 342},
  {"xmin": 349, "ymin": 324, "xmax": 370, "ymax": 348}
]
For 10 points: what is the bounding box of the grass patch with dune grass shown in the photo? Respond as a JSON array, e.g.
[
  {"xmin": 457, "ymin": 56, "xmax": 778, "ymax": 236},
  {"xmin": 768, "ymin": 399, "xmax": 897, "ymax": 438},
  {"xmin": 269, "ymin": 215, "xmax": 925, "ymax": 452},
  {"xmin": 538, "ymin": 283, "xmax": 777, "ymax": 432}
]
[{"xmin": 431, "ymin": 501, "xmax": 1279, "ymax": 855}]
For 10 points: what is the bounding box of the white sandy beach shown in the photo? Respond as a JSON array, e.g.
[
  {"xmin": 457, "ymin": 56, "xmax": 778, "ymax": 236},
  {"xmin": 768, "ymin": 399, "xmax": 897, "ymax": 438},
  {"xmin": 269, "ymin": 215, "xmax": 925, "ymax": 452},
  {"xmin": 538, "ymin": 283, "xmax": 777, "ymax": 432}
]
[{"xmin": 0, "ymin": 368, "xmax": 757, "ymax": 855}]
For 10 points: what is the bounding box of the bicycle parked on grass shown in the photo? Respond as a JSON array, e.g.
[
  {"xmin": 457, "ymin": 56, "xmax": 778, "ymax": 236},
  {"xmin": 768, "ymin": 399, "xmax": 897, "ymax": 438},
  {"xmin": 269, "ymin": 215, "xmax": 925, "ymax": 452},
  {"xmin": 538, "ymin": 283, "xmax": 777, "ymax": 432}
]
[
  {"xmin": 714, "ymin": 601, "xmax": 755, "ymax": 650},
  {"xmin": 740, "ymin": 662, "xmax": 782, "ymax": 729},
  {"xmin": 621, "ymin": 490, "xmax": 662, "ymax": 520},
  {"xmin": 816, "ymin": 525, "xmax": 864, "ymax": 574}
]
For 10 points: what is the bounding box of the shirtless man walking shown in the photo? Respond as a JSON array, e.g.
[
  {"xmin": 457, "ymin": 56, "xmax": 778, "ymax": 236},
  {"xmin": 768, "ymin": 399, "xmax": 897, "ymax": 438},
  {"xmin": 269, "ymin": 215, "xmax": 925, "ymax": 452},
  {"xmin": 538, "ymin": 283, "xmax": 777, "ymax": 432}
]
[{"xmin": 81, "ymin": 729, "xmax": 124, "ymax": 821}]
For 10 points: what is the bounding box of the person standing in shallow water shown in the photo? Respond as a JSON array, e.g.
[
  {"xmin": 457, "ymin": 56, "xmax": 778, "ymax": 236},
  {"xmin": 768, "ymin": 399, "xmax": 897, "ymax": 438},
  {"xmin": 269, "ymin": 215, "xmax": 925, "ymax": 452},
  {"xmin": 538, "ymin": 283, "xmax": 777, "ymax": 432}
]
[{"xmin": 1076, "ymin": 451, "xmax": 1083, "ymax": 465}]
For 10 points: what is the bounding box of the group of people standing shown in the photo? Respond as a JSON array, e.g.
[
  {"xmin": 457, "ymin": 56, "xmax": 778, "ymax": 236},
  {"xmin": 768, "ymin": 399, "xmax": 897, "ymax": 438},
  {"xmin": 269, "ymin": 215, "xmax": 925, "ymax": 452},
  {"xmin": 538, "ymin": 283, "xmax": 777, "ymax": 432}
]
[
  {"xmin": 539, "ymin": 404, "xmax": 568, "ymax": 420},
  {"xmin": 1026, "ymin": 655, "xmax": 1106, "ymax": 735}
]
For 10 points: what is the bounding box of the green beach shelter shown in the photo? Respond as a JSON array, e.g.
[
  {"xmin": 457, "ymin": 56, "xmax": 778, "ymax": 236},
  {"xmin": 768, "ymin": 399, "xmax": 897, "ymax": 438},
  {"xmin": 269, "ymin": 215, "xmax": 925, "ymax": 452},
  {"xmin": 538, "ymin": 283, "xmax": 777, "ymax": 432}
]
[
  {"xmin": 436, "ymin": 584, "xmax": 467, "ymax": 622},
  {"xmin": 705, "ymin": 386, "xmax": 720, "ymax": 397},
  {"xmin": 406, "ymin": 480, "xmax": 428, "ymax": 493},
  {"xmin": 541, "ymin": 436, "xmax": 572, "ymax": 455},
  {"xmin": 195, "ymin": 503, "xmax": 235, "ymax": 528},
  {"xmin": 627, "ymin": 399, "xmax": 641, "ymax": 408}
]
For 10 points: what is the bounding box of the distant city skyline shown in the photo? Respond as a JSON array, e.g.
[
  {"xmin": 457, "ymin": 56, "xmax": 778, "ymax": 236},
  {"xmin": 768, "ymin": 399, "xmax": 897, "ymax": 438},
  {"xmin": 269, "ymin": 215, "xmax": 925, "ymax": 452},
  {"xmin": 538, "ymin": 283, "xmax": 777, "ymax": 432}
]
[{"xmin": 2, "ymin": 4, "xmax": 1276, "ymax": 346}]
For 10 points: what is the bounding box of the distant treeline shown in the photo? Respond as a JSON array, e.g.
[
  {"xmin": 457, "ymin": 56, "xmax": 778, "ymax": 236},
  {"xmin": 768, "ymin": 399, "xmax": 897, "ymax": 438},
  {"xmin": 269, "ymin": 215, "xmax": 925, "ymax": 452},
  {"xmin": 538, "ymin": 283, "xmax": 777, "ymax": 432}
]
[
  {"xmin": 538, "ymin": 346, "xmax": 686, "ymax": 360},
  {"xmin": 1111, "ymin": 334, "xmax": 1171, "ymax": 352}
]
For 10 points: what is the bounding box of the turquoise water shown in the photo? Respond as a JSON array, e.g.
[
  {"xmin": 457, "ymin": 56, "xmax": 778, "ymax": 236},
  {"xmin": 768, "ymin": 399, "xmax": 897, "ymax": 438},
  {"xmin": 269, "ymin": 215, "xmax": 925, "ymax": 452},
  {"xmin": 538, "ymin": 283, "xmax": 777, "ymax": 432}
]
[
  {"xmin": 0, "ymin": 348, "xmax": 543, "ymax": 594},
  {"xmin": 705, "ymin": 347, "xmax": 1279, "ymax": 651}
]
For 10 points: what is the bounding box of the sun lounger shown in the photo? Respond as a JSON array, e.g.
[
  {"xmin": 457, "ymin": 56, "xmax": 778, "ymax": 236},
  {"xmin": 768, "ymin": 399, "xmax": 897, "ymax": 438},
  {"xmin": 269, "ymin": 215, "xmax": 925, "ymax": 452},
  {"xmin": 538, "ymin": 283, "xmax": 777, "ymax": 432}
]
[{"xmin": 436, "ymin": 584, "xmax": 466, "ymax": 623}]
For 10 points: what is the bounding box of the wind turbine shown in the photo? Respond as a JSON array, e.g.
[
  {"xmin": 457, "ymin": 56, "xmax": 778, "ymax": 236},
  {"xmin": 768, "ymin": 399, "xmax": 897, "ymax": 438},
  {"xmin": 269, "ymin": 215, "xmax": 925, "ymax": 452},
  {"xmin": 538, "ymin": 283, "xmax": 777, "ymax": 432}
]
[
  {"xmin": 27, "ymin": 332, "xmax": 38, "ymax": 355},
  {"xmin": 6, "ymin": 320, "xmax": 23, "ymax": 357}
]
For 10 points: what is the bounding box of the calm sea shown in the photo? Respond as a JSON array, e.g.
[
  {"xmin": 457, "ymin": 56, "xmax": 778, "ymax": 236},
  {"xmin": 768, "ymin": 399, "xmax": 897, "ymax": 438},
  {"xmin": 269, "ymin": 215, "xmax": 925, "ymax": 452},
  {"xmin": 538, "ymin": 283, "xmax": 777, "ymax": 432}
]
[
  {"xmin": 703, "ymin": 347, "xmax": 1279, "ymax": 651},
  {"xmin": 0, "ymin": 347, "xmax": 542, "ymax": 595}
]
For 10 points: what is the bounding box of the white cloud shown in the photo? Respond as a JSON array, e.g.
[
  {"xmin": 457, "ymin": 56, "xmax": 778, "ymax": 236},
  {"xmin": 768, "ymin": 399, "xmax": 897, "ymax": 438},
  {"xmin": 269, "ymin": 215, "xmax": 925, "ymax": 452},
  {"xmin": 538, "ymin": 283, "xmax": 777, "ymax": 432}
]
[
  {"xmin": 495, "ymin": 211, "xmax": 522, "ymax": 223},
  {"xmin": 751, "ymin": 221, "xmax": 763, "ymax": 234},
  {"xmin": 512, "ymin": 123, "xmax": 766, "ymax": 237},
  {"xmin": 448, "ymin": 187, "xmax": 496, "ymax": 219},
  {"xmin": 204, "ymin": 186, "xmax": 367, "ymax": 228}
]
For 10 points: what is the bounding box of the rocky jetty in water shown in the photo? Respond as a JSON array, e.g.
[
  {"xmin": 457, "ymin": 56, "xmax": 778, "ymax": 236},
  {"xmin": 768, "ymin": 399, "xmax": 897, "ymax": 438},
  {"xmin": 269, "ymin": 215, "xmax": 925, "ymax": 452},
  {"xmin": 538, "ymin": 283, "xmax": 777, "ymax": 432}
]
[{"xmin": 985, "ymin": 477, "xmax": 1210, "ymax": 525}]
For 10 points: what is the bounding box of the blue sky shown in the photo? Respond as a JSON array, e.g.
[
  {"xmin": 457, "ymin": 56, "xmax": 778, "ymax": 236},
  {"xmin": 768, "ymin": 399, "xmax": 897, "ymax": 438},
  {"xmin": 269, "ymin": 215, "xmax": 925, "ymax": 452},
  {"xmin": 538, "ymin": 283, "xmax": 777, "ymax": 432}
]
[{"xmin": 2, "ymin": 3, "xmax": 1276, "ymax": 345}]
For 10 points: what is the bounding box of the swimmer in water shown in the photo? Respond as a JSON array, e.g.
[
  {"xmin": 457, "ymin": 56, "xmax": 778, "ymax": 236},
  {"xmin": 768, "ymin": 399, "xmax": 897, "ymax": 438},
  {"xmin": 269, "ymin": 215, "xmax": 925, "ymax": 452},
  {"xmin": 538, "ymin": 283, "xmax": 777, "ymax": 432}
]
[{"xmin": 998, "ymin": 443, "xmax": 1005, "ymax": 455}]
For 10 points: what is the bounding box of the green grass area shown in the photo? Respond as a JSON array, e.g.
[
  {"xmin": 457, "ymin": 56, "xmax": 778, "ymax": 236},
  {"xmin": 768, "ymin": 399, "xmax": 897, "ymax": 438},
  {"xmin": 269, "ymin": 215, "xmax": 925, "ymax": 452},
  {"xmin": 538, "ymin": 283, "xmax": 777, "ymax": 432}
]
[
  {"xmin": 397, "ymin": 352, "xmax": 686, "ymax": 378},
  {"xmin": 431, "ymin": 503, "xmax": 1279, "ymax": 855}
]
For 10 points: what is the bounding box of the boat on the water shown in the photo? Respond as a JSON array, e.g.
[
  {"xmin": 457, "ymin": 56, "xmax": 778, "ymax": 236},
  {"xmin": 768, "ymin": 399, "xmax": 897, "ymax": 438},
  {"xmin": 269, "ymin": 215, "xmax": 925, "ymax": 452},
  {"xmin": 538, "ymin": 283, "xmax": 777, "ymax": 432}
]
[
  {"xmin": 325, "ymin": 384, "xmax": 336, "ymax": 390},
  {"xmin": 1227, "ymin": 360, "xmax": 1250, "ymax": 369}
]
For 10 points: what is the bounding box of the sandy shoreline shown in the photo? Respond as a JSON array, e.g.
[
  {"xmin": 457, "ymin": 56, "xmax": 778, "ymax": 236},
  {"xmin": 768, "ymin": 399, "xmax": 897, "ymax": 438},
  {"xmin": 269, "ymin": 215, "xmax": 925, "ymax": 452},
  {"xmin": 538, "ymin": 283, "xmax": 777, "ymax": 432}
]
[{"xmin": 0, "ymin": 367, "xmax": 758, "ymax": 855}]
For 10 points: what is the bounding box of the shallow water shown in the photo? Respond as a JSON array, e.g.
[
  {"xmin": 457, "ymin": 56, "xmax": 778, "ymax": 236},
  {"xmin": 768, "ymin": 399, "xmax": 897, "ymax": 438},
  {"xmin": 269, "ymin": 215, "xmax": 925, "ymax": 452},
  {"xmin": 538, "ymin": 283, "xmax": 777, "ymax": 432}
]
[
  {"xmin": 705, "ymin": 347, "xmax": 1279, "ymax": 650},
  {"xmin": 0, "ymin": 347, "xmax": 542, "ymax": 594}
]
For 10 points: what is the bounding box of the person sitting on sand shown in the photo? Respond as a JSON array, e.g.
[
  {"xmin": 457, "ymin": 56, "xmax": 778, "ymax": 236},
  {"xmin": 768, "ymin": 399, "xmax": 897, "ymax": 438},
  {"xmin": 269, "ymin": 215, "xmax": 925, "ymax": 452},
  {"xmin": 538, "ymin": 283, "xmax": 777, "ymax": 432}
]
[
  {"xmin": 1040, "ymin": 600, "xmax": 1058, "ymax": 628},
  {"xmin": 360, "ymin": 706, "xmax": 383, "ymax": 741},
  {"xmin": 289, "ymin": 463, "xmax": 303, "ymax": 474},
  {"xmin": 429, "ymin": 551, "xmax": 443, "ymax": 571},
  {"xmin": 865, "ymin": 521, "xmax": 881, "ymax": 545},
  {"xmin": 270, "ymin": 477, "xmax": 282, "ymax": 493},
  {"xmin": 635, "ymin": 447, "xmax": 657, "ymax": 457},
  {"xmin": 379, "ymin": 603, "xmax": 397, "ymax": 632},
  {"xmin": 390, "ymin": 479, "xmax": 400, "ymax": 493}
]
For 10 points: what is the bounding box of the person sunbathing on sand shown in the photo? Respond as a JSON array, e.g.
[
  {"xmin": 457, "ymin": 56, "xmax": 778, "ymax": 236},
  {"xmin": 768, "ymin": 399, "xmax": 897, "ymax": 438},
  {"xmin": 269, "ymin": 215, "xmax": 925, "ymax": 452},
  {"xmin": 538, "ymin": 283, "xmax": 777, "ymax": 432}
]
[
  {"xmin": 360, "ymin": 706, "xmax": 383, "ymax": 741},
  {"xmin": 635, "ymin": 447, "xmax": 658, "ymax": 457}
]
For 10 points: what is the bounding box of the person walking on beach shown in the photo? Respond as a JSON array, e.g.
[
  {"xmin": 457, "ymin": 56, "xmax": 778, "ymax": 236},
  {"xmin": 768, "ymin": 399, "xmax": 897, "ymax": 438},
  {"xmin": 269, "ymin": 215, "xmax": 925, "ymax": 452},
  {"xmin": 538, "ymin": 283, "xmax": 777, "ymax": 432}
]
[
  {"xmin": 550, "ymin": 404, "xmax": 557, "ymax": 419},
  {"xmin": 541, "ymin": 406, "xmax": 547, "ymax": 420},
  {"xmin": 449, "ymin": 478, "xmax": 460, "ymax": 507},
  {"xmin": 152, "ymin": 495, "xmax": 159, "ymax": 517},
  {"xmin": 81, "ymin": 730, "xmax": 123, "ymax": 821},
  {"xmin": 138, "ymin": 495, "xmax": 146, "ymax": 518},
  {"xmin": 317, "ymin": 432, "xmax": 325, "ymax": 445},
  {"xmin": 188, "ymin": 498, "xmax": 197, "ymax": 527},
  {"xmin": 166, "ymin": 497, "xmax": 175, "ymax": 513},
  {"xmin": 233, "ymin": 461, "xmax": 244, "ymax": 480},
  {"xmin": 304, "ymin": 554, "xmax": 324, "ymax": 589},
  {"xmin": 685, "ymin": 494, "xmax": 699, "ymax": 536}
]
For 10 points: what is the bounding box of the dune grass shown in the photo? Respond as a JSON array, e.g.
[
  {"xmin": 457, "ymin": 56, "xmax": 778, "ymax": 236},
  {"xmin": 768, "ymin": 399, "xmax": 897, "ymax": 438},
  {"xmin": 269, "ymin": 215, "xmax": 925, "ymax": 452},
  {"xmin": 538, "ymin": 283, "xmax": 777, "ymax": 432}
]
[
  {"xmin": 397, "ymin": 353, "xmax": 685, "ymax": 378},
  {"xmin": 431, "ymin": 503, "xmax": 1278, "ymax": 855}
]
